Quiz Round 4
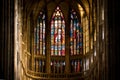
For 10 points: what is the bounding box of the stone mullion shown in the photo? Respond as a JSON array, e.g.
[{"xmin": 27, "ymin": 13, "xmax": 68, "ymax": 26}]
[
  {"xmin": 65, "ymin": 27, "xmax": 70, "ymax": 73},
  {"xmin": 65, "ymin": 11, "xmax": 70, "ymax": 74},
  {"xmin": 31, "ymin": 14, "xmax": 35, "ymax": 71},
  {"xmin": 46, "ymin": 8, "xmax": 51, "ymax": 73}
]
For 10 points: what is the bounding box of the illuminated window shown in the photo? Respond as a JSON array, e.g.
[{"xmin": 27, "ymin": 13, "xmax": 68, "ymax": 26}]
[
  {"xmin": 34, "ymin": 58, "xmax": 45, "ymax": 72},
  {"xmin": 83, "ymin": 58, "xmax": 89, "ymax": 72},
  {"xmin": 83, "ymin": 16, "xmax": 89, "ymax": 54},
  {"xmin": 51, "ymin": 61, "xmax": 65, "ymax": 73},
  {"xmin": 50, "ymin": 6, "xmax": 66, "ymax": 73},
  {"xmin": 34, "ymin": 12, "xmax": 46, "ymax": 56},
  {"xmin": 33, "ymin": 6, "xmax": 87, "ymax": 74},
  {"xmin": 70, "ymin": 9, "xmax": 83, "ymax": 55},
  {"xmin": 71, "ymin": 59, "xmax": 82, "ymax": 72},
  {"xmin": 70, "ymin": 9, "xmax": 83, "ymax": 73},
  {"xmin": 34, "ymin": 12, "xmax": 46, "ymax": 72},
  {"xmin": 51, "ymin": 7, "xmax": 65, "ymax": 56}
]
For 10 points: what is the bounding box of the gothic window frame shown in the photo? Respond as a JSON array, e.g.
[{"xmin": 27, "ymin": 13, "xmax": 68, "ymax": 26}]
[{"xmin": 32, "ymin": 6, "xmax": 85, "ymax": 74}]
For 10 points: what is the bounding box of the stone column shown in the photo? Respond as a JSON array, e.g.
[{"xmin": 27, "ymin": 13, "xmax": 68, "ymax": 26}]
[
  {"xmin": 14, "ymin": 0, "xmax": 24, "ymax": 79},
  {"xmin": 96, "ymin": 0, "xmax": 100, "ymax": 79},
  {"xmin": 2, "ymin": 0, "xmax": 14, "ymax": 79},
  {"xmin": 64, "ymin": 7, "xmax": 70, "ymax": 73},
  {"xmin": 104, "ymin": 0, "xmax": 108, "ymax": 79},
  {"xmin": 46, "ymin": 9, "xmax": 51, "ymax": 73},
  {"xmin": 30, "ymin": 13, "xmax": 35, "ymax": 71}
]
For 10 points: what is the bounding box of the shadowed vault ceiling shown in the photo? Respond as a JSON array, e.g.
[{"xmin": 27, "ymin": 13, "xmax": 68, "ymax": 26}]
[{"xmin": 23, "ymin": 0, "xmax": 93, "ymax": 18}]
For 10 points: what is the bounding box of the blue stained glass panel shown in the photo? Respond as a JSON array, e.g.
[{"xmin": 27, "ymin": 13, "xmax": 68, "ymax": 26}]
[
  {"xmin": 70, "ymin": 9, "xmax": 83, "ymax": 55},
  {"xmin": 34, "ymin": 12, "xmax": 46, "ymax": 56}
]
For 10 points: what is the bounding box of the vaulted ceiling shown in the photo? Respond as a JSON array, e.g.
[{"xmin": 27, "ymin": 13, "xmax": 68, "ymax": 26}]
[
  {"xmin": 22, "ymin": 0, "xmax": 95, "ymax": 23},
  {"xmin": 23, "ymin": 0, "xmax": 93, "ymax": 14}
]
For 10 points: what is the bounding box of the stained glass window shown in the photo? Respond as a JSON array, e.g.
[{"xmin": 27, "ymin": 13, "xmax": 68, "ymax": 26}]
[
  {"xmin": 34, "ymin": 12, "xmax": 45, "ymax": 55},
  {"xmin": 71, "ymin": 59, "xmax": 82, "ymax": 72},
  {"xmin": 70, "ymin": 9, "xmax": 83, "ymax": 55},
  {"xmin": 51, "ymin": 60, "xmax": 65, "ymax": 73},
  {"xmin": 83, "ymin": 57, "xmax": 90, "ymax": 73},
  {"xmin": 51, "ymin": 7, "xmax": 65, "ymax": 56},
  {"xmin": 35, "ymin": 58, "xmax": 45, "ymax": 72}
]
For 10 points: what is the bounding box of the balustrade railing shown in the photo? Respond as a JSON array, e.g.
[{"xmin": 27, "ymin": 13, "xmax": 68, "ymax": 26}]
[{"xmin": 21, "ymin": 59, "xmax": 98, "ymax": 80}]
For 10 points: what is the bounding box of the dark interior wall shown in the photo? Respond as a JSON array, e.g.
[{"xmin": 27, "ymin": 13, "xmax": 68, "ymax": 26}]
[
  {"xmin": 107, "ymin": 0, "xmax": 120, "ymax": 80},
  {"xmin": 0, "ymin": 0, "xmax": 14, "ymax": 79},
  {"xmin": 0, "ymin": 0, "xmax": 4, "ymax": 79}
]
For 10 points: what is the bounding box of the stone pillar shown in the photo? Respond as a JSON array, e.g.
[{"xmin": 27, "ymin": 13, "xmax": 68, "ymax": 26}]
[
  {"xmin": 46, "ymin": 9, "xmax": 51, "ymax": 73},
  {"xmin": 14, "ymin": 0, "xmax": 24, "ymax": 79},
  {"xmin": 14, "ymin": 0, "xmax": 18, "ymax": 79},
  {"xmin": 46, "ymin": 33, "xmax": 51, "ymax": 73},
  {"xmin": 104, "ymin": 0, "xmax": 108, "ymax": 79},
  {"xmin": 65, "ymin": 26, "xmax": 70, "ymax": 73},
  {"xmin": 96, "ymin": 0, "xmax": 100, "ymax": 79},
  {"xmin": 2, "ymin": 0, "xmax": 14, "ymax": 79},
  {"xmin": 64, "ymin": 7, "xmax": 70, "ymax": 73},
  {"xmin": 31, "ymin": 18, "xmax": 35, "ymax": 71}
]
